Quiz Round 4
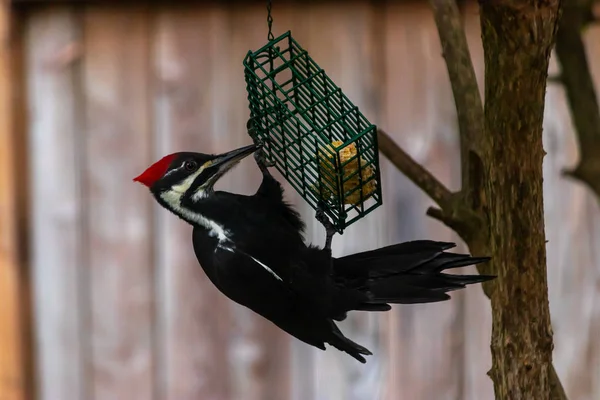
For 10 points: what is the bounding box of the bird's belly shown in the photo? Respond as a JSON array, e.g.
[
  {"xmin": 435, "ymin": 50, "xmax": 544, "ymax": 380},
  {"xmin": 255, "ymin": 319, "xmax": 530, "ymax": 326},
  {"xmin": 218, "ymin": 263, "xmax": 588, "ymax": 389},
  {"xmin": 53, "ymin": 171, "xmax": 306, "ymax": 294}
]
[
  {"xmin": 192, "ymin": 234, "xmax": 338, "ymax": 350},
  {"xmin": 191, "ymin": 228, "xmax": 317, "ymax": 324},
  {"xmin": 197, "ymin": 246, "xmax": 293, "ymax": 315}
]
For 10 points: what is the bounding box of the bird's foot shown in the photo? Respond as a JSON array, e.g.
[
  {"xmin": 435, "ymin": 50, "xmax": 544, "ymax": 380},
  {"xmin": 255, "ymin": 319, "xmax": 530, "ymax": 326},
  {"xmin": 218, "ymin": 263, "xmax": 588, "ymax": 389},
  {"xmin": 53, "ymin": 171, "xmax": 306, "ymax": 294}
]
[
  {"xmin": 246, "ymin": 117, "xmax": 259, "ymax": 139},
  {"xmin": 254, "ymin": 145, "xmax": 275, "ymax": 174},
  {"xmin": 316, "ymin": 207, "xmax": 336, "ymax": 251},
  {"xmin": 247, "ymin": 119, "xmax": 275, "ymax": 172}
]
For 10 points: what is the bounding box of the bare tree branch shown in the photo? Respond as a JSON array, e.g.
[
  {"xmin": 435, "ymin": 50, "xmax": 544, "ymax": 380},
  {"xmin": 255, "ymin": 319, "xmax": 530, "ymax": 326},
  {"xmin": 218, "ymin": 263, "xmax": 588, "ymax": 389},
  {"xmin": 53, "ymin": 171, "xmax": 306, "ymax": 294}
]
[
  {"xmin": 376, "ymin": 0, "xmax": 568, "ymax": 398},
  {"xmin": 425, "ymin": 206, "xmax": 467, "ymax": 233},
  {"xmin": 429, "ymin": 0, "xmax": 484, "ymax": 196},
  {"xmin": 376, "ymin": 129, "xmax": 452, "ymax": 207},
  {"xmin": 377, "ymin": 128, "xmax": 483, "ymax": 246},
  {"xmin": 555, "ymin": 0, "xmax": 600, "ymax": 202},
  {"xmin": 550, "ymin": 366, "xmax": 569, "ymax": 400}
]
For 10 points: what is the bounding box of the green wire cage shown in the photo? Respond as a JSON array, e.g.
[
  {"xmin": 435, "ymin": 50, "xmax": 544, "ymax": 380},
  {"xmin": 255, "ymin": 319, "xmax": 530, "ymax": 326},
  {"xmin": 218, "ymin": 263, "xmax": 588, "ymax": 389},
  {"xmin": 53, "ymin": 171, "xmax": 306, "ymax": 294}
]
[{"xmin": 243, "ymin": 31, "xmax": 383, "ymax": 233}]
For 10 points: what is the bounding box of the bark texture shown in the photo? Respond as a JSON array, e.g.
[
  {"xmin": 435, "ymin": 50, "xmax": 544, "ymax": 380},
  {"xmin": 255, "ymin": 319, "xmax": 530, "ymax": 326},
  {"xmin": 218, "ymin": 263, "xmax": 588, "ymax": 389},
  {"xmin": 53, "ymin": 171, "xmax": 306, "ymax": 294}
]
[{"xmin": 480, "ymin": 2, "xmax": 560, "ymax": 398}]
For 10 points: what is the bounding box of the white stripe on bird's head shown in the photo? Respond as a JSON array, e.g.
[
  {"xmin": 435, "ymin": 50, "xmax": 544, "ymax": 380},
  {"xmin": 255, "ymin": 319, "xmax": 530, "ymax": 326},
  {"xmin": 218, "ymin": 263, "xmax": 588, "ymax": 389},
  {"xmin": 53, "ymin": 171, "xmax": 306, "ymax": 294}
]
[
  {"xmin": 159, "ymin": 163, "xmax": 211, "ymax": 221},
  {"xmin": 166, "ymin": 160, "xmax": 216, "ymax": 202},
  {"xmin": 159, "ymin": 160, "xmax": 231, "ymax": 242},
  {"xmin": 159, "ymin": 186, "xmax": 230, "ymax": 243}
]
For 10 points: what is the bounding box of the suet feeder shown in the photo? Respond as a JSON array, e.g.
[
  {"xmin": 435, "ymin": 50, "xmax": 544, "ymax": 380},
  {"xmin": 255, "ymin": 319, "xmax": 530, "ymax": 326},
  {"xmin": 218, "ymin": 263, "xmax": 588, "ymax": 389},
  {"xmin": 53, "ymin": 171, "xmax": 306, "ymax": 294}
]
[{"xmin": 244, "ymin": 31, "xmax": 383, "ymax": 233}]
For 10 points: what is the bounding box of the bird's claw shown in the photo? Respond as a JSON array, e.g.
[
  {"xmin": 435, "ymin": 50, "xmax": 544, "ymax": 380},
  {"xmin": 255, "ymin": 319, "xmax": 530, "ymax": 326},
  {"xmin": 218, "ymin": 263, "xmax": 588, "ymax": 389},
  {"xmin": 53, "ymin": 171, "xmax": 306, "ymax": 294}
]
[
  {"xmin": 247, "ymin": 117, "xmax": 275, "ymax": 169},
  {"xmin": 246, "ymin": 117, "xmax": 259, "ymax": 138},
  {"xmin": 315, "ymin": 208, "xmax": 329, "ymax": 226},
  {"xmin": 254, "ymin": 146, "xmax": 275, "ymax": 168},
  {"xmin": 316, "ymin": 207, "xmax": 337, "ymax": 250}
]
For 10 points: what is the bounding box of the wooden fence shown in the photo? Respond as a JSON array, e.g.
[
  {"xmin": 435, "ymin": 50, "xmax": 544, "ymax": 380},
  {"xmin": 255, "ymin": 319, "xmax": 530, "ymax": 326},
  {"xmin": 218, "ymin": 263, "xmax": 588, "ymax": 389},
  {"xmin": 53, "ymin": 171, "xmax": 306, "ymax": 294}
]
[{"xmin": 1, "ymin": 1, "xmax": 600, "ymax": 399}]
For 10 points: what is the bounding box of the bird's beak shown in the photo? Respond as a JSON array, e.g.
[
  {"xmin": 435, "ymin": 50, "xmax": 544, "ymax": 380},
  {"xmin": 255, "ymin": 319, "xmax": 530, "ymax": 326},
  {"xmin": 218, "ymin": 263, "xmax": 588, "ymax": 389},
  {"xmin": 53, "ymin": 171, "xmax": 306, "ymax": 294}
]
[{"xmin": 210, "ymin": 144, "xmax": 257, "ymax": 172}]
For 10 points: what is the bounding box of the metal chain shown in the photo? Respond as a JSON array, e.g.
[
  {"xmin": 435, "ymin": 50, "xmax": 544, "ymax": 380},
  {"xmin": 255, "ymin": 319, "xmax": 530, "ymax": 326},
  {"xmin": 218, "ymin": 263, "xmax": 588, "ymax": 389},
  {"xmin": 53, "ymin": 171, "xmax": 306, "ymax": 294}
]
[{"xmin": 267, "ymin": 0, "xmax": 274, "ymax": 41}]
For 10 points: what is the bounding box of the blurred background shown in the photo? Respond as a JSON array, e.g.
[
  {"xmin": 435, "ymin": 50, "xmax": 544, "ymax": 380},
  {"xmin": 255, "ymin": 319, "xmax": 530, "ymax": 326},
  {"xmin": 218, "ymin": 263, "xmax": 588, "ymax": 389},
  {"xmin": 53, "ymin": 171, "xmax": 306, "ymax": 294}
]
[{"xmin": 1, "ymin": 1, "xmax": 600, "ymax": 400}]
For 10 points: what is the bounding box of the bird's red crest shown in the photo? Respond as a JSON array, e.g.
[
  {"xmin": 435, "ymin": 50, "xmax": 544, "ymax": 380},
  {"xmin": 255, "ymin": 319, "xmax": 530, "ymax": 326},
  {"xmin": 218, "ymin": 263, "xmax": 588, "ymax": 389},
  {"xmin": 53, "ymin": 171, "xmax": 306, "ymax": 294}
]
[{"xmin": 133, "ymin": 154, "xmax": 178, "ymax": 187}]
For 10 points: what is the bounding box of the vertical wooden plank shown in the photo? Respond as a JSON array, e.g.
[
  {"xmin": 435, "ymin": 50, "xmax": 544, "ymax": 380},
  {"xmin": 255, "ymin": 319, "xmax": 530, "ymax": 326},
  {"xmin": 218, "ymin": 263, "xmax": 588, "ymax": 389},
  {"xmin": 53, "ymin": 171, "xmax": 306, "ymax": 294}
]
[
  {"xmin": 298, "ymin": 3, "xmax": 389, "ymax": 400},
  {"xmin": 230, "ymin": 3, "xmax": 320, "ymax": 400},
  {"xmin": 544, "ymin": 24, "xmax": 600, "ymax": 400},
  {"xmin": 542, "ymin": 61, "xmax": 583, "ymax": 399},
  {"xmin": 154, "ymin": 6, "xmax": 232, "ymax": 400},
  {"xmin": 582, "ymin": 29, "xmax": 600, "ymax": 400},
  {"xmin": 17, "ymin": 3, "xmax": 600, "ymax": 400},
  {"xmin": 81, "ymin": 6, "xmax": 156, "ymax": 400},
  {"xmin": 380, "ymin": 3, "xmax": 468, "ymax": 400},
  {"xmin": 25, "ymin": 8, "xmax": 84, "ymax": 400},
  {"xmin": 562, "ymin": 26, "xmax": 600, "ymax": 400},
  {"xmin": 298, "ymin": 5, "xmax": 348, "ymax": 399},
  {"xmin": 0, "ymin": 3, "xmax": 28, "ymax": 400},
  {"xmin": 229, "ymin": 3, "xmax": 293, "ymax": 400}
]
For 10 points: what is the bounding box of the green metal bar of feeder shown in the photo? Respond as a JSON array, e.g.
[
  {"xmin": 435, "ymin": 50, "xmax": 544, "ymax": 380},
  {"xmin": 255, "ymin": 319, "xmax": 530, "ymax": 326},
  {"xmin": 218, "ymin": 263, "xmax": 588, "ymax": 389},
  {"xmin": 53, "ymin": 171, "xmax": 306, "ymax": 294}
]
[
  {"xmin": 262, "ymin": 110, "xmax": 338, "ymax": 170},
  {"xmin": 288, "ymin": 41, "xmax": 308, "ymax": 197},
  {"xmin": 341, "ymin": 173, "xmax": 377, "ymax": 195},
  {"xmin": 342, "ymin": 178, "xmax": 377, "ymax": 196},
  {"xmin": 306, "ymin": 78, "xmax": 372, "ymax": 135},
  {"xmin": 250, "ymin": 50, "xmax": 361, "ymax": 145},
  {"xmin": 292, "ymin": 88, "xmax": 343, "ymax": 123},
  {"xmin": 255, "ymin": 122, "xmax": 371, "ymax": 202},
  {"xmin": 281, "ymin": 72, "xmax": 325, "ymax": 102},
  {"xmin": 345, "ymin": 201, "xmax": 380, "ymax": 227},
  {"xmin": 288, "ymin": 80, "xmax": 371, "ymax": 144},
  {"xmin": 314, "ymin": 141, "xmax": 333, "ymax": 206},
  {"xmin": 291, "ymin": 102, "xmax": 346, "ymax": 142},
  {"xmin": 289, "ymin": 164, "xmax": 323, "ymax": 188},
  {"xmin": 312, "ymin": 107, "xmax": 360, "ymax": 137},
  {"xmin": 250, "ymin": 65, "xmax": 326, "ymax": 143},
  {"xmin": 265, "ymin": 51, "xmax": 308, "ymax": 79},
  {"xmin": 256, "ymin": 47, "xmax": 294, "ymax": 67},
  {"xmin": 334, "ymin": 126, "xmax": 377, "ymax": 150},
  {"xmin": 284, "ymin": 66, "xmax": 351, "ymax": 142},
  {"xmin": 252, "ymin": 82, "xmax": 346, "ymax": 150},
  {"xmin": 248, "ymin": 31, "xmax": 293, "ymax": 56},
  {"xmin": 244, "ymin": 32, "xmax": 383, "ymax": 231},
  {"xmin": 334, "ymin": 150, "xmax": 344, "ymax": 219},
  {"xmin": 355, "ymin": 115, "xmax": 365, "ymax": 207}
]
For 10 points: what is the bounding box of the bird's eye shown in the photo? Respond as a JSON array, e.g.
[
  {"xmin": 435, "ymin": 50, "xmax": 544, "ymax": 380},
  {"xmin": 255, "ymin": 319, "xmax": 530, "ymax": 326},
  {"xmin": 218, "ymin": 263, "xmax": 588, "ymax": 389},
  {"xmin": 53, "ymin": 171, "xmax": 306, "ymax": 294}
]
[{"xmin": 184, "ymin": 160, "xmax": 198, "ymax": 171}]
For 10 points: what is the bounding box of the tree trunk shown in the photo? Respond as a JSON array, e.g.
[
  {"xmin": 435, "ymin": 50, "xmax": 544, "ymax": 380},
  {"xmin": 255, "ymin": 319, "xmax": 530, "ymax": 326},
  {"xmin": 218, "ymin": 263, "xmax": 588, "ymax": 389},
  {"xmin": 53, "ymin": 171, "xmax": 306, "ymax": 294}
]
[{"xmin": 479, "ymin": 2, "xmax": 561, "ymax": 399}]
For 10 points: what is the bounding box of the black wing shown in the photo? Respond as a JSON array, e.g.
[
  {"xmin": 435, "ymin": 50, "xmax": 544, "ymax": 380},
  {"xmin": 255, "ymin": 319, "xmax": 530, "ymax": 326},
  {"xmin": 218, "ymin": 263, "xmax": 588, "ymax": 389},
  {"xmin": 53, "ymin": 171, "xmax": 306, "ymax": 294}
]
[{"xmin": 254, "ymin": 172, "xmax": 305, "ymax": 234}]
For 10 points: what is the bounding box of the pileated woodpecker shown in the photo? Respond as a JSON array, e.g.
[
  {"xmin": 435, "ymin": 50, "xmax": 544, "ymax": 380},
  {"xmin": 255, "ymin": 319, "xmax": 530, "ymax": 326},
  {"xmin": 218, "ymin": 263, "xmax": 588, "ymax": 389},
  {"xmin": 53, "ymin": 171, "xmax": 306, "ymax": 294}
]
[{"xmin": 134, "ymin": 142, "xmax": 493, "ymax": 363}]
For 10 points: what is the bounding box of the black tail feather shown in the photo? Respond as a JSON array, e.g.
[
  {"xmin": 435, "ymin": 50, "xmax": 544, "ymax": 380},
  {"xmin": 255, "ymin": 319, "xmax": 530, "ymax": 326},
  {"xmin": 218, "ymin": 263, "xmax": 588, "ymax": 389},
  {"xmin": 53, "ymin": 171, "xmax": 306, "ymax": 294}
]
[
  {"xmin": 334, "ymin": 240, "xmax": 494, "ymax": 309},
  {"xmin": 341, "ymin": 240, "xmax": 457, "ymax": 261}
]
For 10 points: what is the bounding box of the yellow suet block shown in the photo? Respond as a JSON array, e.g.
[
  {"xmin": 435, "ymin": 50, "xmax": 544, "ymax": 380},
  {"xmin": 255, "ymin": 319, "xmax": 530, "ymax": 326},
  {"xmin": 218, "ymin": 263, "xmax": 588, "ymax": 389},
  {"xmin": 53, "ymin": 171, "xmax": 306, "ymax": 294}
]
[{"xmin": 315, "ymin": 140, "xmax": 377, "ymax": 205}]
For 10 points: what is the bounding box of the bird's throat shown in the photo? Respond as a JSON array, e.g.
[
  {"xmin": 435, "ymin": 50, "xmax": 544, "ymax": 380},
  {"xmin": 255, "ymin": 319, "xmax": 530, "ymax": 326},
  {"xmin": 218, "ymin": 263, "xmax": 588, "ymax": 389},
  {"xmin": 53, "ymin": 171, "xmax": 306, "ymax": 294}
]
[{"xmin": 159, "ymin": 189, "xmax": 231, "ymax": 244}]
